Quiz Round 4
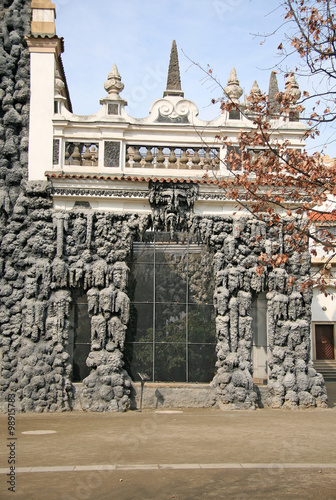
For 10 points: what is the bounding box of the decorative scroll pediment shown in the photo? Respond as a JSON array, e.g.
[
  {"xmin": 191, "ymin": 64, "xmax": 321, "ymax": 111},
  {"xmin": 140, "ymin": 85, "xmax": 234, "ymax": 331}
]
[{"xmin": 147, "ymin": 96, "xmax": 199, "ymax": 124}]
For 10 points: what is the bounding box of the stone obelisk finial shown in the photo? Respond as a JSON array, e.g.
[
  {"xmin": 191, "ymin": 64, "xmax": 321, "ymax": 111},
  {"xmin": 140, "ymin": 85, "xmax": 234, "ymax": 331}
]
[
  {"xmin": 163, "ymin": 40, "xmax": 184, "ymax": 98},
  {"xmin": 268, "ymin": 71, "xmax": 280, "ymax": 114},
  {"xmin": 224, "ymin": 67, "xmax": 243, "ymax": 104},
  {"xmin": 285, "ymin": 71, "xmax": 301, "ymax": 103},
  {"xmin": 104, "ymin": 63, "xmax": 124, "ymax": 97}
]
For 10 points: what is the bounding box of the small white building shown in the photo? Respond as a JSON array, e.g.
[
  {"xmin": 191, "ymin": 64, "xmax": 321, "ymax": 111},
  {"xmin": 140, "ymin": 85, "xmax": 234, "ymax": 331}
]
[{"xmin": 310, "ymin": 204, "xmax": 336, "ymax": 380}]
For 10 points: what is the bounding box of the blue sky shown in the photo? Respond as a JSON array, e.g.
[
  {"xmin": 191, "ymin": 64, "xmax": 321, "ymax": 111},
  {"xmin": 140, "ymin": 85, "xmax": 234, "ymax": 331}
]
[{"xmin": 54, "ymin": 0, "xmax": 336, "ymax": 156}]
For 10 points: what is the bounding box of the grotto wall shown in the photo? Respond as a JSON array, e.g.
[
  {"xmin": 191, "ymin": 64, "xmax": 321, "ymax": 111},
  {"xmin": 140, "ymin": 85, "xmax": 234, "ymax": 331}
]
[
  {"xmin": 0, "ymin": 178, "xmax": 328, "ymax": 411},
  {"xmin": 198, "ymin": 216, "xmax": 328, "ymax": 409},
  {"xmin": 0, "ymin": 179, "xmax": 149, "ymax": 412},
  {"xmin": 0, "ymin": 0, "xmax": 31, "ymax": 225},
  {"xmin": 147, "ymin": 181, "xmax": 327, "ymax": 409}
]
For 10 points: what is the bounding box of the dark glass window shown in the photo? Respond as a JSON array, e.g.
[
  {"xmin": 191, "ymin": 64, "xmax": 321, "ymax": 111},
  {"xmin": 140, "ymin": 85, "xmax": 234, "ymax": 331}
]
[
  {"xmin": 70, "ymin": 293, "xmax": 91, "ymax": 382},
  {"xmin": 126, "ymin": 232, "xmax": 216, "ymax": 383}
]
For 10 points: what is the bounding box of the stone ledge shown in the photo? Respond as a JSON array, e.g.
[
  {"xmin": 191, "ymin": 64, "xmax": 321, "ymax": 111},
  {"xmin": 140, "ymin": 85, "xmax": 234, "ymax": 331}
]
[
  {"xmin": 71, "ymin": 382, "xmax": 217, "ymax": 410},
  {"xmin": 130, "ymin": 383, "xmax": 217, "ymax": 410}
]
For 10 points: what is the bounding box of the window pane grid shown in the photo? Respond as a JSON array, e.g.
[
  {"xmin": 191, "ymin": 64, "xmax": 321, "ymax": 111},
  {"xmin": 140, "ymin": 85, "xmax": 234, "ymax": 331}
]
[{"xmin": 129, "ymin": 232, "xmax": 215, "ymax": 383}]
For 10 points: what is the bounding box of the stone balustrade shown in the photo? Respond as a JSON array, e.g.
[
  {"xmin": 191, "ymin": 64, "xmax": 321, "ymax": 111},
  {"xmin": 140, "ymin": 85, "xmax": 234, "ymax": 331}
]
[
  {"xmin": 65, "ymin": 142, "xmax": 99, "ymax": 167},
  {"xmin": 60, "ymin": 142, "xmax": 221, "ymax": 171},
  {"xmin": 126, "ymin": 146, "xmax": 220, "ymax": 170}
]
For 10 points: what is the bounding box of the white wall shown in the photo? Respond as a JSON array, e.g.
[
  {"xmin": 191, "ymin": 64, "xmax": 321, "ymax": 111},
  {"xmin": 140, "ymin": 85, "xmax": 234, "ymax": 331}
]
[
  {"xmin": 28, "ymin": 52, "xmax": 55, "ymax": 180},
  {"xmin": 312, "ymin": 286, "xmax": 336, "ymax": 322}
]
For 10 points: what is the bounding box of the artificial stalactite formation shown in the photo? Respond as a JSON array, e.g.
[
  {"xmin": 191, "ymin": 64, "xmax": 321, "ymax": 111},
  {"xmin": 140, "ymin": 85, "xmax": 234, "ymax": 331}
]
[
  {"xmin": 0, "ymin": 180, "xmax": 149, "ymax": 412},
  {"xmin": 197, "ymin": 216, "xmax": 327, "ymax": 409},
  {"xmin": 0, "ymin": 178, "xmax": 328, "ymax": 412}
]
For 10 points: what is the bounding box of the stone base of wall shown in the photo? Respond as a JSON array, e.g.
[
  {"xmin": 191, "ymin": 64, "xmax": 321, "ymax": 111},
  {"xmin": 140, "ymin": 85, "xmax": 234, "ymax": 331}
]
[
  {"xmin": 70, "ymin": 382, "xmax": 274, "ymax": 410},
  {"xmin": 131, "ymin": 383, "xmax": 217, "ymax": 410},
  {"xmin": 71, "ymin": 382, "xmax": 217, "ymax": 410},
  {"xmin": 255, "ymin": 386, "xmax": 272, "ymax": 408},
  {"xmin": 3, "ymin": 381, "xmax": 327, "ymax": 412}
]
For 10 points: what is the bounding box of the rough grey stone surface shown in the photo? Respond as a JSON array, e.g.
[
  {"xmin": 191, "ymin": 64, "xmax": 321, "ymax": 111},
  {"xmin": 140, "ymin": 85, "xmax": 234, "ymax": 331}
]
[
  {"xmin": 0, "ymin": 178, "xmax": 328, "ymax": 412},
  {"xmin": 148, "ymin": 180, "xmax": 198, "ymax": 235},
  {"xmin": 0, "ymin": 179, "xmax": 150, "ymax": 412},
  {"xmin": 164, "ymin": 40, "xmax": 184, "ymax": 97},
  {"xmin": 200, "ymin": 216, "xmax": 327, "ymax": 409},
  {"xmin": 0, "ymin": 0, "xmax": 31, "ymax": 221},
  {"xmin": 72, "ymin": 383, "xmax": 217, "ymax": 410},
  {"xmin": 268, "ymin": 71, "xmax": 280, "ymax": 114},
  {"xmin": 108, "ymin": 103, "xmax": 118, "ymax": 115}
]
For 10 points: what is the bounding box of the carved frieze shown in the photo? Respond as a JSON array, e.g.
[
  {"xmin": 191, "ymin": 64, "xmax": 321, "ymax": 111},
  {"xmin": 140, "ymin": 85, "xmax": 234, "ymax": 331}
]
[{"xmin": 52, "ymin": 188, "xmax": 148, "ymax": 199}]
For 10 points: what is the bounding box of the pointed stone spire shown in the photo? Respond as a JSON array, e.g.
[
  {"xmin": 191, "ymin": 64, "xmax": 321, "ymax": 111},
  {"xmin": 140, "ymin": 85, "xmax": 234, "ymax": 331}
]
[
  {"xmin": 245, "ymin": 80, "xmax": 261, "ymax": 109},
  {"xmin": 224, "ymin": 67, "xmax": 243, "ymax": 104},
  {"xmin": 104, "ymin": 63, "xmax": 124, "ymax": 97},
  {"xmin": 285, "ymin": 71, "xmax": 301, "ymax": 103},
  {"xmin": 163, "ymin": 40, "xmax": 184, "ymax": 98},
  {"xmin": 268, "ymin": 71, "xmax": 280, "ymax": 113},
  {"xmin": 250, "ymin": 80, "xmax": 261, "ymax": 96}
]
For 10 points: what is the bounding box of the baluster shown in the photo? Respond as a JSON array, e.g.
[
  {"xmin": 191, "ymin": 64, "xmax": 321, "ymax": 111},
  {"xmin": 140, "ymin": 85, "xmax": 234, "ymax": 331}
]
[
  {"xmin": 180, "ymin": 148, "xmax": 188, "ymax": 169},
  {"xmin": 213, "ymin": 149, "xmax": 220, "ymax": 169},
  {"xmin": 156, "ymin": 147, "xmax": 165, "ymax": 167},
  {"xmin": 126, "ymin": 146, "xmax": 132, "ymax": 168},
  {"xmin": 64, "ymin": 143, "xmax": 70, "ymax": 165},
  {"xmin": 168, "ymin": 148, "xmax": 177, "ymax": 168},
  {"xmin": 191, "ymin": 149, "xmax": 201, "ymax": 169},
  {"xmin": 145, "ymin": 146, "xmax": 154, "ymax": 168},
  {"xmin": 83, "ymin": 143, "xmax": 92, "ymax": 166},
  {"xmin": 133, "ymin": 146, "xmax": 142, "ymax": 168},
  {"xmin": 72, "ymin": 143, "xmax": 82, "ymax": 166},
  {"xmin": 203, "ymin": 148, "xmax": 211, "ymax": 170},
  {"xmin": 92, "ymin": 145, "xmax": 98, "ymax": 166}
]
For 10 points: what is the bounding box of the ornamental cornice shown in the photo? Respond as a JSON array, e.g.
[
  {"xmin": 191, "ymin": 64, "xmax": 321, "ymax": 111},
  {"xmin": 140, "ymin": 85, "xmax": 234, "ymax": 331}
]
[
  {"xmin": 49, "ymin": 176, "xmax": 230, "ymax": 202},
  {"xmin": 52, "ymin": 188, "xmax": 149, "ymax": 199},
  {"xmin": 198, "ymin": 192, "xmax": 227, "ymax": 201},
  {"xmin": 26, "ymin": 36, "xmax": 63, "ymax": 57}
]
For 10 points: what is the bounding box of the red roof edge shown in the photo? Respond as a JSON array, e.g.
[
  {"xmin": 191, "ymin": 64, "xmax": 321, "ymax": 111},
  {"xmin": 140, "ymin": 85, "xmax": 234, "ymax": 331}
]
[
  {"xmin": 45, "ymin": 172, "xmax": 216, "ymax": 185},
  {"xmin": 309, "ymin": 211, "xmax": 336, "ymax": 222}
]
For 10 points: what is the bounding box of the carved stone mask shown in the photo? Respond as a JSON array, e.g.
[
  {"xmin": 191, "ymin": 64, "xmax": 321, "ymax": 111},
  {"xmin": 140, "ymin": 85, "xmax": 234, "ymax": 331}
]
[{"xmin": 148, "ymin": 181, "xmax": 198, "ymax": 235}]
